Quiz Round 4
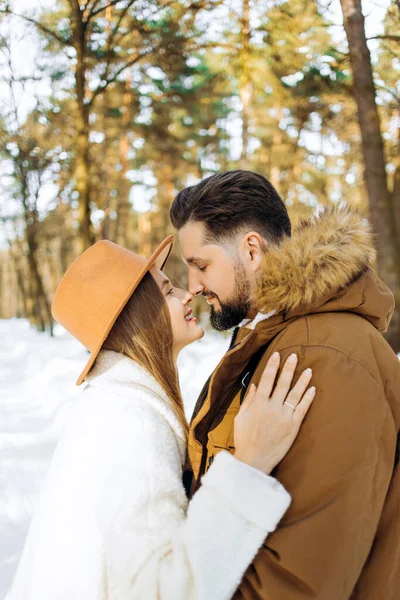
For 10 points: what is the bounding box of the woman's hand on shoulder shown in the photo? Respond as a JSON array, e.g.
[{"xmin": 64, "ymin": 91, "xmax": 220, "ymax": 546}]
[{"xmin": 234, "ymin": 353, "xmax": 316, "ymax": 475}]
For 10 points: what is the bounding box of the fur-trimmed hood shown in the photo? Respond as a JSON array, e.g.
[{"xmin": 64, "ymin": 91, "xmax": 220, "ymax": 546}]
[{"xmin": 253, "ymin": 207, "xmax": 394, "ymax": 331}]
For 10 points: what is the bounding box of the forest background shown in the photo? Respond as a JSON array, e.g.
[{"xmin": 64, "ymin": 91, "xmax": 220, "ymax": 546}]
[{"xmin": 0, "ymin": 0, "xmax": 400, "ymax": 349}]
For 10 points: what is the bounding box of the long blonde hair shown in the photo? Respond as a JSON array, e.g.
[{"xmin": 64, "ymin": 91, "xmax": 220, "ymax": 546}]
[{"xmin": 102, "ymin": 272, "xmax": 188, "ymax": 437}]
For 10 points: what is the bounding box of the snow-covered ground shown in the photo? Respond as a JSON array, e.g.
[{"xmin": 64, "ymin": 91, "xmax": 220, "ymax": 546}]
[
  {"xmin": 1, "ymin": 318, "xmax": 399, "ymax": 598},
  {"xmin": 0, "ymin": 318, "xmax": 228, "ymax": 599}
]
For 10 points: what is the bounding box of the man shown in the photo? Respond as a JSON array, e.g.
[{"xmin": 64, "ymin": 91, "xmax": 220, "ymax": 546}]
[{"xmin": 170, "ymin": 170, "xmax": 400, "ymax": 599}]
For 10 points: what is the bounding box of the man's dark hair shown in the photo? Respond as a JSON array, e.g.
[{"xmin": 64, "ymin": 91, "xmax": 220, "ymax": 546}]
[{"xmin": 170, "ymin": 170, "xmax": 291, "ymax": 244}]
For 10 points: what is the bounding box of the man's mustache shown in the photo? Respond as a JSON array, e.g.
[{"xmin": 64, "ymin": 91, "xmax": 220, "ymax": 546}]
[{"xmin": 201, "ymin": 291, "xmax": 217, "ymax": 300}]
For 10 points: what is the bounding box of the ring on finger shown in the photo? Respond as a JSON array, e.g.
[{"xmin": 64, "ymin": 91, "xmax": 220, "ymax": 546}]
[{"xmin": 283, "ymin": 401, "xmax": 296, "ymax": 410}]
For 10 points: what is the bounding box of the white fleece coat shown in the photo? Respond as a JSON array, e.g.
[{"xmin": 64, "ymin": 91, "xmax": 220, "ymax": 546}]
[{"xmin": 7, "ymin": 350, "xmax": 291, "ymax": 600}]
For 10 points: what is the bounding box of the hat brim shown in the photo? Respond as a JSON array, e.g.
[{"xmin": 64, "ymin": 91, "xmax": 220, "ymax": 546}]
[{"xmin": 75, "ymin": 235, "xmax": 174, "ymax": 386}]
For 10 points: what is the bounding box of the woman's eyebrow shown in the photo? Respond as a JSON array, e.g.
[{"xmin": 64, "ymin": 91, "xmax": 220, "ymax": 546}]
[{"xmin": 186, "ymin": 256, "xmax": 204, "ymax": 265}]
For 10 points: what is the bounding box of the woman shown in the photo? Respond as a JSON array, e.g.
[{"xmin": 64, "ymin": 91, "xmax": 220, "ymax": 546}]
[{"xmin": 7, "ymin": 236, "xmax": 315, "ymax": 600}]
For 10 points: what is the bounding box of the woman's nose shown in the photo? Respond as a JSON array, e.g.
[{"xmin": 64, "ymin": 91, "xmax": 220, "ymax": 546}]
[{"xmin": 177, "ymin": 288, "xmax": 193, "ymax": 304}]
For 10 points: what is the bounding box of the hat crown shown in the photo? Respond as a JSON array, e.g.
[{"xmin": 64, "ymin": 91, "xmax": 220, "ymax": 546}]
[
  {"xmin": 52, "ymin": 241, "xmax": 147, "ymax": 351},
  {"xmin": 51, "ymin": 236, "xmax": 174, "ymax": 385}
]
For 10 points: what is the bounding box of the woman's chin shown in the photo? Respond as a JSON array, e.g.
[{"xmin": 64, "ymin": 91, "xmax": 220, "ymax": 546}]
[
  {"xmin": 195, "ymin": 326, "xmax": 205, "ymax": 340},
  {"xmin": 189, "ymin": 324, "xmax": 204, "ymax": 343},
  {"xmin": 180, "ymin": 325, "xmax": 205, "ymax": 349}
]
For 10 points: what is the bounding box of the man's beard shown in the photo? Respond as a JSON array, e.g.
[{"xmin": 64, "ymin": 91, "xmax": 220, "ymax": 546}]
[{"xmin": 208, "ymin": 261, "xmax": 251, "ymax": 332}]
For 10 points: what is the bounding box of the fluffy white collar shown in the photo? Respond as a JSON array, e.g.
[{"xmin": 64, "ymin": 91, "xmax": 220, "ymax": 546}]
[{"xmin": 85, "ymin": 350, "xmax": 187, "ymax": 447}]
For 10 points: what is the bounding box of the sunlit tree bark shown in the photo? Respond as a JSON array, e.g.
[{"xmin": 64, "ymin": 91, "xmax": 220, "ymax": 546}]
[{"xmin": 340, "ymin": 0, "xmax": 400, "ymax": 349}]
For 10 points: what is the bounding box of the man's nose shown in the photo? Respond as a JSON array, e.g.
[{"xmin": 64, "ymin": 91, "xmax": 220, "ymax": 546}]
[{"xmin": 188, "ymin": 271, "xmax": 204, "ymax": 297}]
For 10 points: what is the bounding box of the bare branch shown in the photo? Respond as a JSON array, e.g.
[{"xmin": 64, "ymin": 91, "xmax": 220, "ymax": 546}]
[
  {"xmin": 188, "ymin": 41, "xmax": 240, "ymax": 53},
  {"xmin": 1, "ymin": 8, "xmax": 70, "ymax": 45},
  {"xmin": 368, "ymin": 34, "xmax": 400, "ymax": 43},
  {"xmin": 87, "ymin": 0, "xmax": 126, "ymax": 20},
  {"xmin": 98, "ymin": 4, "xmax": 132, "ymax": 85},
  {"xmin": 0, "ymin": 8, "xmax": 70, "ymax": 46},
  {"xmin": 88, "ymin": 50, "xmax": 151, "ymax": 106},
  {"xmin": 108, "ymin": 4, "xmax": 131, "ymax": 48}
]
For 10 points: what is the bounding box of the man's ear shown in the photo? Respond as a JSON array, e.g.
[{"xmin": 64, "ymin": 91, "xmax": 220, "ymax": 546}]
[{"xmin": 239, "ymin": 232, "xmax": 267, "ymax": 273}]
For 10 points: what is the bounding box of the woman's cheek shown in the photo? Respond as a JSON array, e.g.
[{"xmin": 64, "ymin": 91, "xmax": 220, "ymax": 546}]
[{"xmin": 169, "ymin": 302, "xmax": 183, "ymax": 340}]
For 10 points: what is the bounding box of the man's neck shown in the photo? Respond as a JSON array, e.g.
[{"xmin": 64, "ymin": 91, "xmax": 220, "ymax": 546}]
[
  {"xmin": 245, "ymin": 305, "xmax": 258, "ymax": 320},
  {"xmin": 239, "ymin": 309, "xmax": 277, "ymax": 330}
]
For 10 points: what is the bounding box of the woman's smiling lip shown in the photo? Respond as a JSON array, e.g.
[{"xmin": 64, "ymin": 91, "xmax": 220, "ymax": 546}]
[{"xmin": 184, "ymin": 308, "xmax": 197, "ymax": 323}]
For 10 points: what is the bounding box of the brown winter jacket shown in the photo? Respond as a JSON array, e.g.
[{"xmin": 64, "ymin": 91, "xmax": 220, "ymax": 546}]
[{"xmin": 186, "ymin": 208, "xmax": 400, "ymax": 600}]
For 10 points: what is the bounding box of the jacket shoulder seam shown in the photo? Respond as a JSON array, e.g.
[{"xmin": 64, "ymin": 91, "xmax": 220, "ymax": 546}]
[
  {"xmin": 304, "ymin": 315, "xmax": 310, "ymax": 345},
  {"xmin": 274, "ymin": 343, "xmax": 381, "ymax": 386}
]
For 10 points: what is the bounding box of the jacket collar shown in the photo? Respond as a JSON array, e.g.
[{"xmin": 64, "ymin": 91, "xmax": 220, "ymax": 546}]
[
  {"xmin": 250, "ymin": 206, "xmax": 393, "ymax": 332},
  {"xmin": 85, "ymin": 350, "xmax": 187, "ymax": 446}
]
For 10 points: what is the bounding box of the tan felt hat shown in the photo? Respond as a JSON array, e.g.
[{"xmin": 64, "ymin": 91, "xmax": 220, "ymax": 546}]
[{"xmin": 51, "ymin": 235, "xmax": 174, "ymax": 386}]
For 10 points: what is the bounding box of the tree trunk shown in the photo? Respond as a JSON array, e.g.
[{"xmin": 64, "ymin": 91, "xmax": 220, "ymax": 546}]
[
  {"xmin": 98, "ymin": 90, "xmax": 113, "ymax": 241},
  {"xmin": 25, "ymin": 224, "xmax": 54, "ymax": 335},
  {"xmin": 340, "ymin": 0, "xmax": 400, "ymax": 350},
  {"xmin": 71, "ymin": 0, "xmax": 94, "ymax": 253},
  {"xmin": 17, "ymin": 160, "xmax": 54, "ymax": 333},
  {"xmin": 0, "ymin": 250, "xmax": 14, "ymax": 318},
  {"xmin": 115, "ymin": 76, "xmax": 133, "ymax": 247},
  {"xmin": 392, "ymin": 113, "xmax": 400, "ymax": 239},
  {"xmin": 9, "ymin": 244, "xmax": 29, "ymax": 318},
  {"xmin": 270, "ymin": 109, "xmax": 283, "ymax": 190},
  {"xmin": 153, "ymin": 163, "xmax": 186, "ymax": 285},
  {"xmin": 239, "ymin": 0, "xmax": 252, "ymax": 169},
  {"xmin": 58, "ymin": 199, "xmax": 73, "ymax": 273},
  {"xmin": 154, "ymin": 163, "xmax": 175, "ymax": 238}
]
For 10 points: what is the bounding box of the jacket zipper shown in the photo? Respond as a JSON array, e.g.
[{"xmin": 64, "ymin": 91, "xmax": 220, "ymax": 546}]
[
  {"xmin": 185, "ymin": 326, "xmax": 254, "ymax": 497},
  {"xmin": 190, "ymin": 326, "xmax": 240, "ymax": 422},
  {"xmin": 227, "ymin": 326, "xmax": 240, "ymax": 350}
]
